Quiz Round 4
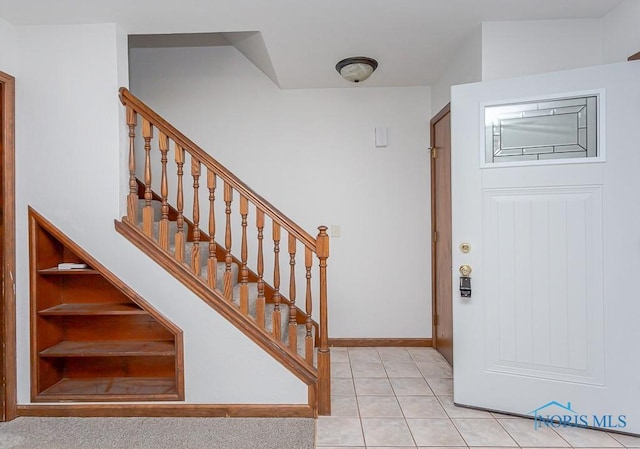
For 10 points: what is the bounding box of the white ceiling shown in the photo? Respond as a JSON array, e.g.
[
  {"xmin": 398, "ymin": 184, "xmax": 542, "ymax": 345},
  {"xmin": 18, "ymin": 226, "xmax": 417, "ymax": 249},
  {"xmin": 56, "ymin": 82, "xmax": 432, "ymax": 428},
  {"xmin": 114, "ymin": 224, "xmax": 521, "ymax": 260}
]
[{"xmin": 0, "ymin": 0, "xmax": 625, "ymax": 88}]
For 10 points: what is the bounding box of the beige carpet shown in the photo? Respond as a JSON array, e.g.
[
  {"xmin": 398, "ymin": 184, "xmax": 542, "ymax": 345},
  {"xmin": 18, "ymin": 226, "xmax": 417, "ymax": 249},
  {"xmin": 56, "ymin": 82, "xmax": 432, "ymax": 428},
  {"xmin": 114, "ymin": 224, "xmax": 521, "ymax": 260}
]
[{"xmin": 0, "ymin": 417, "xmax": 315, "ymax": 449}]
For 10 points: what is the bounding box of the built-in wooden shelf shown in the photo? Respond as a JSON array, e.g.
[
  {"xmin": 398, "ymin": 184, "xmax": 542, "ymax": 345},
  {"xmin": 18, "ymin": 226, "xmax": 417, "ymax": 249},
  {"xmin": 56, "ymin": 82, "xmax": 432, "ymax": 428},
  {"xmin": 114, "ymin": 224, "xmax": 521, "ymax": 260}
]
[
  {"xmin": 40, "ymin": 341, "xmax": 176, "ymax": 357},
  {"xmin": 37, "ymin": 267, "xmax": 99, "ymax": 275},
  {"xmin": 39, "ymin": 303, "xmax": 147, "ymax": 316},
  {"xmin": 38, "ymin": 377, "xmax": 177, "ymax": 401},
  {"xmin": 29, "ymin": 207, "xmax": 184, "ymax": 403}
]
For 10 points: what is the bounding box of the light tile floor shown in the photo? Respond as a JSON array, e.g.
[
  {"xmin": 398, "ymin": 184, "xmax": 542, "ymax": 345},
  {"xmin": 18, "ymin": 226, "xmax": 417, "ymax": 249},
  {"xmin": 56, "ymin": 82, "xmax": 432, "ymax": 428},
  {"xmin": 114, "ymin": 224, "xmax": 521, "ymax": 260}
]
[{"xmin": 316, "ymin": 347, "xmax": 640, "ymax": 449}]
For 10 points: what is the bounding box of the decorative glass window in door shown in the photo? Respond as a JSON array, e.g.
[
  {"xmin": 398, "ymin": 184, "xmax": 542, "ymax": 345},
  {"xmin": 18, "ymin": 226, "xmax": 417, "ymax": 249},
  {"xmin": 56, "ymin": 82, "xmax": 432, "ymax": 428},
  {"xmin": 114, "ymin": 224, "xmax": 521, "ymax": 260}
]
[{"xmin": 484, "ymin": 95, "xmax": 598, "ymax": 164}]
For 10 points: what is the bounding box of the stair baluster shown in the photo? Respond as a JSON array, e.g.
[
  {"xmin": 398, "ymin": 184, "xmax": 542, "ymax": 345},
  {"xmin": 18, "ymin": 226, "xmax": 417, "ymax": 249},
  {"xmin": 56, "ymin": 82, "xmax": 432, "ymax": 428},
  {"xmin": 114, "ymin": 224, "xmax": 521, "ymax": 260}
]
[
  {"xmin": 174, "ymin": 144, "xmax": 185, "ymax": 263},
  {"xmin": 239, "ymin": 196, "xmax": 249, "ymax": 314},
  {"xmin": 207, "ymin": 170, "xmax": 217, "ymax": 289},
  {"xmin": 223, "ymin": 182, "xmax": 233, "ymax": 301},
  {"xmin": 190, "ymin": 158, "xmax": 201, "ymax": 276},
  {"xmin": 142, "ymin": 118, "xmax": 154, "ymax": 237},
  {"xmin": 272, "ymin": 222, "xmax": 282, "ymax": 340},
  {"xmin": 288, "ymin": 234, "xmax": 297, "ymax": 353},
  {"xmin": 256, "ymin": 209, "xmax": 266, "ymax": 328},
  {"xmin": 126, "ymin": 106, "xmax": 137, "ymax": 224},
  {"xmin": 304, "ymin": 247, "xmax": 313, "ymax": 364},
  {"xmin": 158, "ymin": 132, "xmax": 170, "ymax": 251}
]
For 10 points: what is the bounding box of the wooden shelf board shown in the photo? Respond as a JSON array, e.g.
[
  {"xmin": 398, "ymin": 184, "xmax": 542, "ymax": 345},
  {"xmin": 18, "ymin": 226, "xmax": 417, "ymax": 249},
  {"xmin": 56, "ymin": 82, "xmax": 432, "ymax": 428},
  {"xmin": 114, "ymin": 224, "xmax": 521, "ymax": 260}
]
[
  {"xmin": 39, "ymin": 303, "xmax": 147, "ymax": 316},
  {"xmin": 38, "ymin": 268, "xmax": 99, "ymax": 275},
  {"xmin": 39, "ymin": 341, "xmax": 175, "ymax": 357},
  {"xmin": 37, "ymin": 377, "xmax": 178, "ymax": 401}
]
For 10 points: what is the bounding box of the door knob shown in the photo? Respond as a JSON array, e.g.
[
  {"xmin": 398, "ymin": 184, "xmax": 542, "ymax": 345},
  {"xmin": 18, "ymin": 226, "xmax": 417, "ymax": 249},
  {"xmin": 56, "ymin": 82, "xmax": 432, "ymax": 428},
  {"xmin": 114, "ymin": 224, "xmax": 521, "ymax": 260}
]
[{"xmin": 459, "ymin": 265, "xmax": 472, "ymax": 276}]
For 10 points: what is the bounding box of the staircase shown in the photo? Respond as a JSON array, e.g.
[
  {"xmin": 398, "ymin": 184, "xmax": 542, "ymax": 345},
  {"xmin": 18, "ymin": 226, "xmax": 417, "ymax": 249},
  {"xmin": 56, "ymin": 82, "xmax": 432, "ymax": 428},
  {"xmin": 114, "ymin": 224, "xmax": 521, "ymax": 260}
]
[{"xmin": 115, "ymin": 88, "xmax": 331, "ymax": 415}]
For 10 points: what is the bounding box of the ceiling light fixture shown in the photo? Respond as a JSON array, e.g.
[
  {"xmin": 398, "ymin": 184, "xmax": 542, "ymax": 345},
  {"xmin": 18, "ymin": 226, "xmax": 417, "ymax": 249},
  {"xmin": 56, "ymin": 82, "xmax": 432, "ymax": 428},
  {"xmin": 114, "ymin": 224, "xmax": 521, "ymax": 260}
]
[{"xmin": 335, "ymin": 56, "xmax": 378, "ymax": 83}]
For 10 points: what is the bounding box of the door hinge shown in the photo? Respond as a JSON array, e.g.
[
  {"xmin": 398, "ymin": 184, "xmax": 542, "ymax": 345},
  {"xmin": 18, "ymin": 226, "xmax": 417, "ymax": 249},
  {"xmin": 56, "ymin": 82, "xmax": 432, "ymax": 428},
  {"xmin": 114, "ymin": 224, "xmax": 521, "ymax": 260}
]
[
  {"xmin": 432, "ymin": 230, "xmax": 438, "ymax": 242},
  {"xmin": 430, "ymin": 147, "xmax": 437, "ymax": 159}
]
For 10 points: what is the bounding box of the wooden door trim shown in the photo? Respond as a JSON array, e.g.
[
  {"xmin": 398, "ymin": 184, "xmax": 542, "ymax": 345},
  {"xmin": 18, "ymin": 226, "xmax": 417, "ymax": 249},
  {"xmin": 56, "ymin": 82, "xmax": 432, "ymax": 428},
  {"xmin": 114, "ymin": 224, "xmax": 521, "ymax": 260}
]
[
  {"xmin": 430, "ymin": 103, "xmax": 450, "ymax": 352},
  {"xmin": 0, "ymin": 71, "xmax": 16, "ymax": 421}
]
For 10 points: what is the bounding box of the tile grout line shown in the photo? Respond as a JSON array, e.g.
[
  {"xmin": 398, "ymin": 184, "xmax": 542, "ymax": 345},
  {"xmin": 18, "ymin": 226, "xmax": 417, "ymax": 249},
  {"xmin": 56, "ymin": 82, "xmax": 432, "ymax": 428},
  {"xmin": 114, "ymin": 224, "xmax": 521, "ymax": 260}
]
[
  {"xmin": 347, "ymin": 348, "xmax": 367, "ymax": 448},
  {"xmin": 493, "ymin": 412, "xmax": 530, "ymax": 449},
  {"xmin": 377, "ymin": 347, "xmax": 419, "ymax": 449}
]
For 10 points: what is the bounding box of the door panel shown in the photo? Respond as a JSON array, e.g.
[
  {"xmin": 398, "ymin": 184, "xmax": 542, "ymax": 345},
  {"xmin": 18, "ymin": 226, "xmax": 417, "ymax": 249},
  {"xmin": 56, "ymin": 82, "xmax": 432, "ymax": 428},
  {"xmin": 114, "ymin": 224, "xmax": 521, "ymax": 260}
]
[
  {"xmin": 483, "ymin": 186, "xmax": 604, "ymax": 385},
  {"xmin": 451, "ymin": 62, "xmax": 640, "ymax": 435}
]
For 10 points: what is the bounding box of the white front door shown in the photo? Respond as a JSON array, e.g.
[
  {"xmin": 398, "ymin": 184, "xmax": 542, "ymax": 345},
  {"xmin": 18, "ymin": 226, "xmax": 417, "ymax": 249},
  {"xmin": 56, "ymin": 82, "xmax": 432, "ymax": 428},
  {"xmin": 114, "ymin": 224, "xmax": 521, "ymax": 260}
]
[{"xmin": 451, "ymin": 61, "xmax": 640, "ymax": 435}]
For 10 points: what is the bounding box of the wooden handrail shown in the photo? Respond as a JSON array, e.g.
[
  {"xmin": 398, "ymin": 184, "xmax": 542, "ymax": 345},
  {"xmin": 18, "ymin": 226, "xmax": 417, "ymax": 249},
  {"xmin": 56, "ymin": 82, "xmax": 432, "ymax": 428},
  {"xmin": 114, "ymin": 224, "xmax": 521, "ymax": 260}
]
[{"xmin": 119, "ymin": 88, "xmax": 317, "ymax": 252}]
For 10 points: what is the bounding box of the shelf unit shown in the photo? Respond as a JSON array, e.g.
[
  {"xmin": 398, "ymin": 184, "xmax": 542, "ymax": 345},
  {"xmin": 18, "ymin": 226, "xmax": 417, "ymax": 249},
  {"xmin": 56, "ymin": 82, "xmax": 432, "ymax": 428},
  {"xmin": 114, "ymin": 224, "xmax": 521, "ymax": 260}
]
[{"xmin": 29, "ymin": 208, "xmax": 184, "ymax": 402}]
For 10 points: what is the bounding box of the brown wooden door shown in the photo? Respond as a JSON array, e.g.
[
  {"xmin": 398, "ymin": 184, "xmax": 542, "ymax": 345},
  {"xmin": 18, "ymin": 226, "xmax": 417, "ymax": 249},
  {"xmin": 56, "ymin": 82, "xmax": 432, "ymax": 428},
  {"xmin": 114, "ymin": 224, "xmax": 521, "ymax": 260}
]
[
  {"xmin": 430, "ymin": 104, "xmax": 453, "ymax": 366},
  {"xmin": 0, "ymin": 77, "xmax": 4, "ymax": 420},
  {"xmin": 0, "ymin": 71, "xmax": 16, "ymax": 421}
]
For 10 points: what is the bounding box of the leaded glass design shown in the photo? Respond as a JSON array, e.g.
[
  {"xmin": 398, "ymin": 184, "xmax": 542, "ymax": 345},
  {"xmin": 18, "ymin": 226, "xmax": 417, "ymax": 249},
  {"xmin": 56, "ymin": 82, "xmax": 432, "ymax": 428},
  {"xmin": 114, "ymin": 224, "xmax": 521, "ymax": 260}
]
[{"xmin": 485, "ymin": 95, "xmax": 598, "ymax": 164}]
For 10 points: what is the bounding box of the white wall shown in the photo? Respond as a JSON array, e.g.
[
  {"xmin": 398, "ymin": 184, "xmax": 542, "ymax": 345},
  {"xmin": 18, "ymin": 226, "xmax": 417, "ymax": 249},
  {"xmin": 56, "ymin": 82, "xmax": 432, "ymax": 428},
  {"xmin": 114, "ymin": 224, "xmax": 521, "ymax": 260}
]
[
  {"xmin": 0, "ymin": 17, "xmax": 16, "ymax": 74},
  {"xmin": 482, "ymin": 19, "xmax": 604, "ymax": 81},
  {"xmin": 432, "ymin": 18, "xmax": 607, "ymax": 114},
  {"xmin": 129, "ymin": 45, "xmax": 432, "ymax": 338},
  {"xmin": 603, "ymin": 0, "xmax": 640, "ymax": 63},
  {"xmin": 14, "ymin": 23, "xmax": 305, "ymax": 405},
  {"xmin": 431, "ymin": 26, "xmax": 482, "ymax": 114}
]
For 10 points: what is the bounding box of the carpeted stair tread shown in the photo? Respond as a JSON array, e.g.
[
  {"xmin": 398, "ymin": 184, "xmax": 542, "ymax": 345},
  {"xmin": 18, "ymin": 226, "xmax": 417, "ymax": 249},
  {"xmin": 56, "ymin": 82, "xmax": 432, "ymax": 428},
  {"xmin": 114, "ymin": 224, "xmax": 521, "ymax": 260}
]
[
  {"xmin": 231, "ymin": 283, "xmax": 289, "ymax": 342},
  {"xmin": 152, "ymin": 220, "xmax": 178, "ymax": 246},
  {"xmin": 166, "ymin": 242, "xmax": 240, "ymax": 289},
  {"xmin": 296, "ymin": 323, "xmax": 317, "ymax": 364},
  {"xmin": 137, "ymin": 198, "xmax": 163, "ymax": 222},
  {"xmin": 198, "ymin": 261, "xmax": 240, "ymax": 292}
]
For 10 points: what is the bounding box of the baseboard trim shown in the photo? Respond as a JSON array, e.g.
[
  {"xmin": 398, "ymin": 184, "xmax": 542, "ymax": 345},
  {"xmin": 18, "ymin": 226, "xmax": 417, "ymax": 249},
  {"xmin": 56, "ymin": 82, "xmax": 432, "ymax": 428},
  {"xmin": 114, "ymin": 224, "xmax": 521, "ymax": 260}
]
[
  {"xmin": 328, "ymin": 338, "xmax": 432, "ymax": 347},
  {"xmin": 17, "ymin": 403, "xmax": 315, "ymax": 418}
]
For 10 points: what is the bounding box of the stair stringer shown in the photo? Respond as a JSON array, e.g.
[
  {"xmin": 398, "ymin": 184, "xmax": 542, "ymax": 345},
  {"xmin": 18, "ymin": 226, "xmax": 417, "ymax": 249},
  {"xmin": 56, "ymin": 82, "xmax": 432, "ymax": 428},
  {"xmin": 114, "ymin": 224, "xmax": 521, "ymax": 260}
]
[{"xmin": 115, "ymin": 218, "xmax": 317, "ymax": 388}]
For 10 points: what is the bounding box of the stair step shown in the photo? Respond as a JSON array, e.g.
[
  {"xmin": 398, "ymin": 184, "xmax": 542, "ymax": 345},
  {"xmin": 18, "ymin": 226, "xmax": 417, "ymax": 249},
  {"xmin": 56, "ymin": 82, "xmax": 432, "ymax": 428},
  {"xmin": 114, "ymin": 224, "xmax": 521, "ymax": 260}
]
[
  {"xmin": 231, "ymin": 283, "xmax": 289, "ymax": 341},
  {"xmin": 197, "ymin": 261, "xmax": 240, "ymax": 292},
  {"xmin": 153, "ymin": 220, "xmax": 178, "ymax": 246},
  {"xmin": 182, "ymin": 241, "xmax": 212, "ymax": 270},
  {"xmin": 137, "ymin": 199, "xmax": 162, "ymax": 222},
  {"xmin": 296, "ymin": 324, "xmax": 314, "ymax": 362}
]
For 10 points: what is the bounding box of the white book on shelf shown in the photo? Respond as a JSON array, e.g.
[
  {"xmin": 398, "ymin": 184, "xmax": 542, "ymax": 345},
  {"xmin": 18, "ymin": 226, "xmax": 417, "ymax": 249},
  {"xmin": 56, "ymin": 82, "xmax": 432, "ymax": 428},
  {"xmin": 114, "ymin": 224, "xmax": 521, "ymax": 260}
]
[{"xmin": 57, "ymin": 263, "xmax": 88, "ymax": 270}]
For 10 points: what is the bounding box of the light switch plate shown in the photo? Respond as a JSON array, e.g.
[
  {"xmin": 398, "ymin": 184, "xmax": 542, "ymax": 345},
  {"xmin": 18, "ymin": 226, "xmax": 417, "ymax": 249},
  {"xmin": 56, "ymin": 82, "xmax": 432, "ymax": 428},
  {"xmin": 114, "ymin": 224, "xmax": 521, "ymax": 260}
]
[{"xmin": 375, "ymin": 127, "xmax": 388, "ymax": 148}]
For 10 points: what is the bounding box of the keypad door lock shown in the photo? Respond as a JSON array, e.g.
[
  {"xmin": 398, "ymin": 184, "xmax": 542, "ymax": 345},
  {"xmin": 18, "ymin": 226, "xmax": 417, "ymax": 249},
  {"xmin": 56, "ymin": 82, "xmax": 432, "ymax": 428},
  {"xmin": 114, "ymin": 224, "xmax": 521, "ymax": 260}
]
[
  {"xmin": 460, "ymin": 276, "xmax": 472, "ymax": 298},
  {"xmin": 459, "ymin": 265, "xmax": 472, "ymax": 298}
]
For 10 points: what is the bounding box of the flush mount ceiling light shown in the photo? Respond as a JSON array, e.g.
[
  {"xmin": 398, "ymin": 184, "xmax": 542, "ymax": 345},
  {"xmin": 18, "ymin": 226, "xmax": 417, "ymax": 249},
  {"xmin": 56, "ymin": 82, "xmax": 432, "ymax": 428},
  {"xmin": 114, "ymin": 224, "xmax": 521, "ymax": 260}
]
[{"xmin": 335, "ymin": 56, "xmax": 378, "ymax": 83}]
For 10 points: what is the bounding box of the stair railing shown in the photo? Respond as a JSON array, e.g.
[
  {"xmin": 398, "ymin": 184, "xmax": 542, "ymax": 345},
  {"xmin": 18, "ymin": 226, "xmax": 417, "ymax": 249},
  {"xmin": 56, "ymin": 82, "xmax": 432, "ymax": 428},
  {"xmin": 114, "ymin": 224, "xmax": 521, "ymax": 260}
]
[{"xmin": 118, "ymin": 87, "xmax": 330, "ymax": 414}]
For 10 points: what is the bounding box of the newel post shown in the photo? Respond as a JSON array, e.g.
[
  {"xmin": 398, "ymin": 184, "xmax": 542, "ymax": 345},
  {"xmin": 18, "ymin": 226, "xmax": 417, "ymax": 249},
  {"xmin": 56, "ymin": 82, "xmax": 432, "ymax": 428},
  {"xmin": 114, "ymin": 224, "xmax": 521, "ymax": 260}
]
[{"xmin": 316, "ymin": 225, "xmax": 331, "ymax": 415}]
